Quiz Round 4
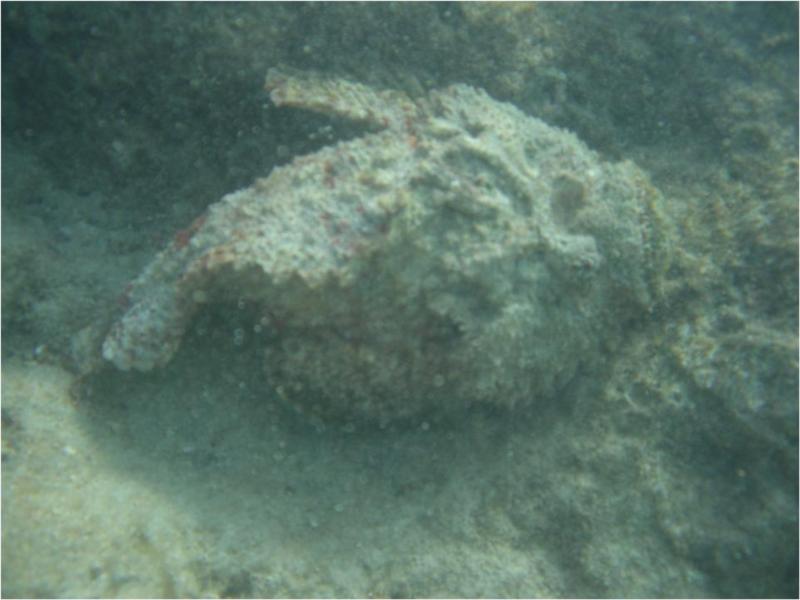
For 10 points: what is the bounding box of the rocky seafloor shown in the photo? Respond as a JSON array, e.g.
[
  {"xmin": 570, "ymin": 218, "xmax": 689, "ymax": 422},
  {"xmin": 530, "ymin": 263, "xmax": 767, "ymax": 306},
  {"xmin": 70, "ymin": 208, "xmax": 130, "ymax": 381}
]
[{"xmin": 2, "ymin": 4, "xmax": 797, "ymax": 598}]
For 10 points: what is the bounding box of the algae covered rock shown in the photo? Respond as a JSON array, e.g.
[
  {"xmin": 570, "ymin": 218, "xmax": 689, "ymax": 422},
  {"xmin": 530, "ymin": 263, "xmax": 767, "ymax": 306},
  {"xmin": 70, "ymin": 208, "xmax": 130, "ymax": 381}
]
[{"xmin": 99, "ymin": 68, "xmax": 668, "ymax": 421}]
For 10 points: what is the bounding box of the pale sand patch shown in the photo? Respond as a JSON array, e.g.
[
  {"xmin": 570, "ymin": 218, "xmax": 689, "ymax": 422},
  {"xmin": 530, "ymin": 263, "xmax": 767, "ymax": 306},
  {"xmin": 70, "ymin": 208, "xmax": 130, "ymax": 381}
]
[{"xmin": 2, "ymin": 360, "xmax": 204, "ymax": 598}]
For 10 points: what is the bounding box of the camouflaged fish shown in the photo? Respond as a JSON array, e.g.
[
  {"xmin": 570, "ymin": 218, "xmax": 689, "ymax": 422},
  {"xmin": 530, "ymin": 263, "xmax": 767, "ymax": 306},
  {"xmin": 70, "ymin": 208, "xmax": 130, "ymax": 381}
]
[{"xmin": 95, "ymin": 67, "xmax": 669, "ymax": 421}]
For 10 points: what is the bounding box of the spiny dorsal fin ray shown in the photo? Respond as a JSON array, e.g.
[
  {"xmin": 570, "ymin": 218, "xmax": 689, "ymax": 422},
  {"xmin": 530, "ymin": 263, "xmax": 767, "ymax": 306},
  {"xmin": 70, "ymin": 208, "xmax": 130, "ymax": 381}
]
[{"xmin": 265, "ymin": 67, "xmax": 418, "ymax": 131}]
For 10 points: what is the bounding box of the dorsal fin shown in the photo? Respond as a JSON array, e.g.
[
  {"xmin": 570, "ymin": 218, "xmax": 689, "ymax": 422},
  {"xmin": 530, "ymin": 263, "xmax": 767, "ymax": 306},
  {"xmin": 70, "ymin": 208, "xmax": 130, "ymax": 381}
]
[{"xmin": 265, "ymin": 67, "xmax": 417, "ymax": 131}]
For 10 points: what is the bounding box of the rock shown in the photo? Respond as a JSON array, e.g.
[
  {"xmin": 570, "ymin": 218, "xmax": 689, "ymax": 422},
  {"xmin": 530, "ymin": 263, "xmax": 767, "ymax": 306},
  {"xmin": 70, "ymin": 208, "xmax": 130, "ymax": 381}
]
[{"xmin": 98, "ymin": 67, "xmax": 669, "ymax": 421}]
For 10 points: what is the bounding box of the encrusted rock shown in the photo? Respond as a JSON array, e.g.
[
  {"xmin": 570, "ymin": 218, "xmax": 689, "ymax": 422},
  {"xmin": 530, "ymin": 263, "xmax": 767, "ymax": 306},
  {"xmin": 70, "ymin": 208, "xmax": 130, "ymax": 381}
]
[{"xmin": 98, "ymin": 67, "xmax": 669, "ymax": 421}]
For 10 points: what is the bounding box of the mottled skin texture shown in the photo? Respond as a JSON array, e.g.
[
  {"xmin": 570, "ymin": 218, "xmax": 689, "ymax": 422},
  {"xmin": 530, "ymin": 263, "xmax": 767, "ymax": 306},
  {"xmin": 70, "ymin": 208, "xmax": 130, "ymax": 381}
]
[{"xmin": 99, "ymin": 68, "xmax": 667, "ymax": 421}]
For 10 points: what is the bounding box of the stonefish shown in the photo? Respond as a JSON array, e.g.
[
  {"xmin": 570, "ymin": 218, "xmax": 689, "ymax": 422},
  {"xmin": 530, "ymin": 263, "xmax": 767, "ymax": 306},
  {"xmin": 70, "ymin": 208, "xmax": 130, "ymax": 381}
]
[{"xmin": 96, "ymin": 68, "xmax": 668, "ymax": 422}]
